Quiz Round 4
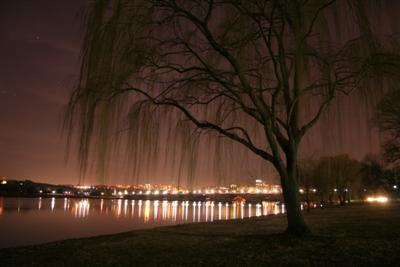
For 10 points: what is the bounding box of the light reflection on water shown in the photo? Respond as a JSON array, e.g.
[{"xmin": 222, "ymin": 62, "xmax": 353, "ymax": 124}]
[
  {"xmin": 0, "ymin": 197, "xmax": 286, "ymax": 248},
  {"xmin": 0, "ymin": 197, "xmax": 290, "ymax": 221},
  {"xmin": 52, "ymin": 198, "xmax": 283, "ymax": 221}
]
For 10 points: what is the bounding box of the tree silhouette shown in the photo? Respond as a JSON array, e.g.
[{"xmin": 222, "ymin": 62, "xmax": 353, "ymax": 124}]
[
  {"xmin": 317, "ymin": 155, "xmax": 361, "ymax": 205},
  {"xmin": 376, "ymin": 89, "xmax": 400, "ymax": 165},
  {"xmin": 65, "ymin": 0, "xmax": 400, "ymax": 235}
]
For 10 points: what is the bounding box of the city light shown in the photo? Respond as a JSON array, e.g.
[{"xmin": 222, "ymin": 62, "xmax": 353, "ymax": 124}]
[
  {"xmin": 366, "ymin": 196, "xmax": 389, "ymax": 203},
  {"xmin": 0, "ymin": 178, "xmax": 288, "ymax": 198},
  {"xmin": 76, "ymin": 185, "xmax": 91, "ymax": 190}
]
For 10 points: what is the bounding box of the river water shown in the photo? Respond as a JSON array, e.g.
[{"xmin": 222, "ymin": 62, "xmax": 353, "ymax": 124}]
[{"xmin": 0, "ymin": 197, "xmax": 287, "ymax": 248}]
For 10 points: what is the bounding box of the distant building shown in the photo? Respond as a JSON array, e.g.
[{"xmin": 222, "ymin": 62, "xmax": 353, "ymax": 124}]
[
  {"xmin": 144, "ymin": 184, "xmax": 151, "ymax": 190},
  {"xmin": 229, "ymin": 184, "xmax": 238, "ymax": 191},
  {"xmin": 255, "ymin": 179, "xmax": 264, "ymax": 189}
]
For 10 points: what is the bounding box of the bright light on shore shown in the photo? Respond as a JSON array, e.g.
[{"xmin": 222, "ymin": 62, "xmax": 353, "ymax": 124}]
[{"xmin": 366, "ymin": 196, "xmax": 388, "ymax": 203}]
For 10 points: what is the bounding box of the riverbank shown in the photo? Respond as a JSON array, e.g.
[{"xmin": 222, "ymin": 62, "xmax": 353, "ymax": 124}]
[{"xmin": 1, "ymin": 202, "xmax": 399, "ymax": 267}]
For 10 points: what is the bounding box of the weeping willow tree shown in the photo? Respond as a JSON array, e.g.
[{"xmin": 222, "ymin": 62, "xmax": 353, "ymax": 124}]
[{"xmin": 65, "ymin": 0, "xmax": 400, "ymax": 235}]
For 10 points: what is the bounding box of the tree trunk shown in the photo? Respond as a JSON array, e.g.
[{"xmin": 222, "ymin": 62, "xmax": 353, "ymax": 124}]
[
  {"xmin": 305, "ymin": 192, "xmax": 310, "ymax": 212},
  {"xmin": 280, "ymin": 171, "xmax": 312, "ymax": 236},
  {"xmin": 339, "ymin": 190, "xmax": 346, "ymax": 205}
]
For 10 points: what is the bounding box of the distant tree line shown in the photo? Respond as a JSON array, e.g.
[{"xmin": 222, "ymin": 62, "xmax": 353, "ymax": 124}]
[{"xmin": 298, "ymin": 154, "xmax": 399, "ymax": 207}]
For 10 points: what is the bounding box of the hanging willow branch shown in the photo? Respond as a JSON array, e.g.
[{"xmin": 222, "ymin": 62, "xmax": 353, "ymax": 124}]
[{"xmin": 64, "ymin": 0, "xmax": 400, "ymax": 187}]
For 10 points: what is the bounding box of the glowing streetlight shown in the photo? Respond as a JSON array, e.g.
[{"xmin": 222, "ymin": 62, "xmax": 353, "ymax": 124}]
[{"xmin": 366, "ymin": 196, "xmax": 388, "ymax": 203}]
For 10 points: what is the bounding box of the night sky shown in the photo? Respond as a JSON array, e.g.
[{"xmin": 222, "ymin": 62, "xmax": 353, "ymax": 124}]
[
  {"xmin": 0, "ymin": 1, "xmax": 399, "ymax": 186},
  {"xmin": 0, "ymin": 0, "xmax": 84, "ymax": 184}
]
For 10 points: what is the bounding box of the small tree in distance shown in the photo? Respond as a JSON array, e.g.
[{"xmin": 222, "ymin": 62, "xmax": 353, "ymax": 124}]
[{"xmin": 65, "ymin": 0, "xmax": 400, "ymax": 236}]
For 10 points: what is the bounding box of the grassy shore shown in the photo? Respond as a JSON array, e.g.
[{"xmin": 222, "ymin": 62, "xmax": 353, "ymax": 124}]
[{"xmin": 0, "ymin": 202, "xmax": 399, "ymax": 267}]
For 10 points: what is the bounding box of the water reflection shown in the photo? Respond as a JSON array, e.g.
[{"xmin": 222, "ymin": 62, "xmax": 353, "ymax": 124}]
[
  {"xmin": 0, "ymin": 197, "xmax": 316, "ymax": 248},
  {"xmin": 73, "ymin": 199, "xmax": 90, "ymax": 218},
  {"xmin": 51, "ymin": 197, "xmax": 55, "ymax": 211},
  {"xmin": 0, "ymin": 197, "xmax": 289, "ymax": 223}
]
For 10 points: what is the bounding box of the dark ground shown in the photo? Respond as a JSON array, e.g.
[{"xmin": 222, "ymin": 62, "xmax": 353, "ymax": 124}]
[{"xmin": 0, "ymin": 202, "xmax": 399, "ymax": 267}]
